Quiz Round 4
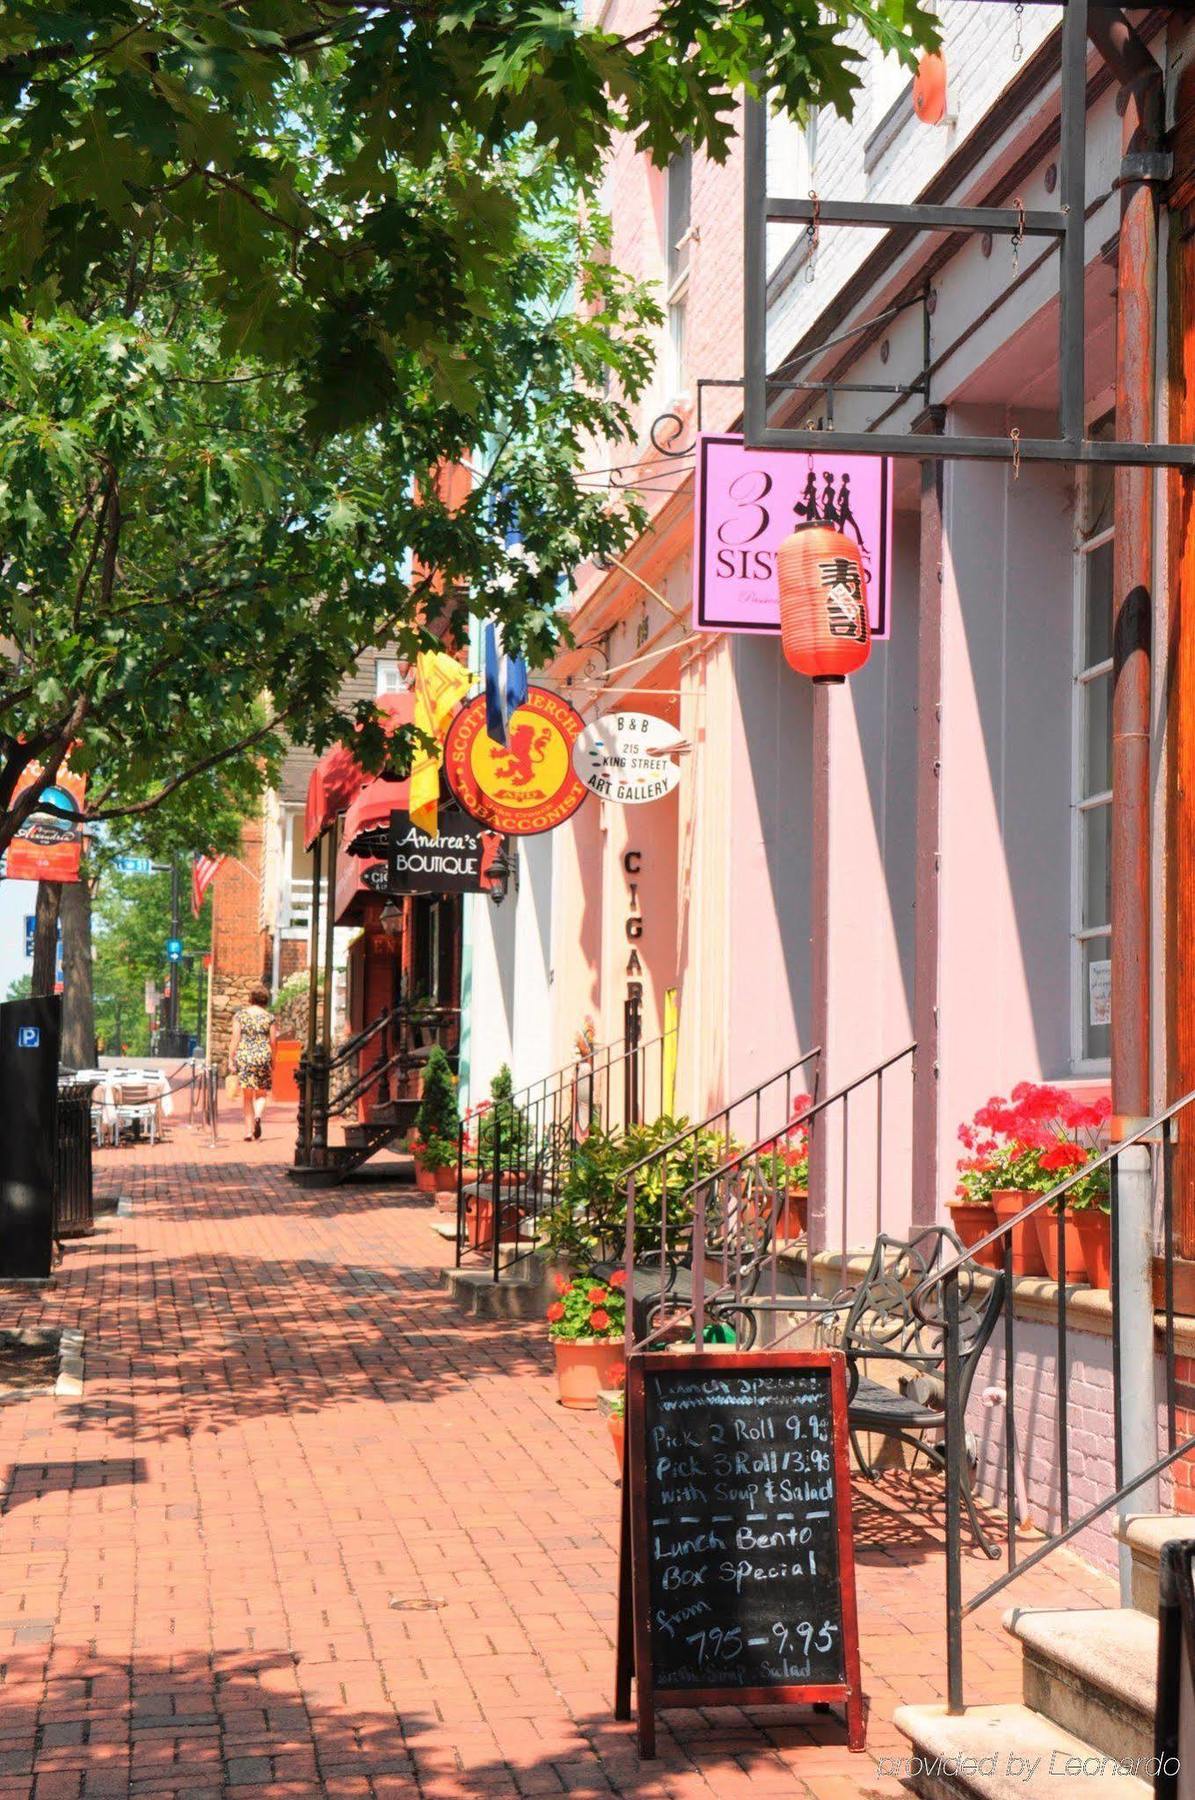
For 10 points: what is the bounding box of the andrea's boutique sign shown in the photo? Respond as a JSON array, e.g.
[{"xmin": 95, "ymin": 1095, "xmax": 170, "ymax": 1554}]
[{"xmin": 694, "ymin": 433, "xmax": 893, "ymax": 639}]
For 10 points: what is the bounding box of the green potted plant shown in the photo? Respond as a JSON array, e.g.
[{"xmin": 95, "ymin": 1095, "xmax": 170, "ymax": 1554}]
[
  {"xmin": 413, "ymin": 1045, "xmax": 460, "ymax": 1196},
  {"xmin": 468, "ymin": 1066, "xmax": 531, "ymax": 1246},
  {"xmin": 544, "ymin": 1115, "xmax": 730, "ymax": 1273},
  {"xmin": 476, "ymin": 1063, "xmax": 530, "ymax": 1184},
  {"xmin": 546, "ymin": 1271, "xmax": 626, "ymax": 1408}
]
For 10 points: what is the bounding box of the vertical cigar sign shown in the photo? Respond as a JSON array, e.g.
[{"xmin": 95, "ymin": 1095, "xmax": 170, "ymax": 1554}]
[{"xmin": 694, "ymin": 434, "xmax": 893, "ymax": 639}]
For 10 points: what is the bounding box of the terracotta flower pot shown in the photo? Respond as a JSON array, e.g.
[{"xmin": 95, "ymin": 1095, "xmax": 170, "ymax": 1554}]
[
  {"xmin": 1032, "ymin": 1204, "xmax": 1085, "ymax": 1285},
  {"xmin": 466, "ymin": 1195, "xmax": 522, "ymax": 1248},
  {"xmin": 1074, "ymin": 1208, "xmax": 1112, "ymax": 1290},
  {"xmin": 776, "ymin": 1190, "xmax": 808, "ymax": 1242},
  {"xmin": 414, "ymin": 1163, "xmax": 437, "ymax": 1195},
  {"xmin": 609, "ymin": 1413, "xmax": 625, "ymax": 1473},
  {"xmin": 990, "ymin": 1189, "xmax": 1047, "ymax": 1278},
  {"xmin": 948, "ymin": 1200, "xmax": 1000, "ymax": 1270},
  {"xmin": 552, "ymin": 1338, "xmax": 626, "ymax": 1410}
]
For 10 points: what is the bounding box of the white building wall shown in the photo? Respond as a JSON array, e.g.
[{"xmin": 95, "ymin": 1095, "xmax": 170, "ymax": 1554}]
[{"xmin": 0, "ymin": 875, "xmax": 38, "ymax": 998}]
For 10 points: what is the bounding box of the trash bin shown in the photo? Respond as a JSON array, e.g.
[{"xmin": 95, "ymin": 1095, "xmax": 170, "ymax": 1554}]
[{"xmin": 272, "ymin": 1039, "xmax": 301, "ymax": 1103}]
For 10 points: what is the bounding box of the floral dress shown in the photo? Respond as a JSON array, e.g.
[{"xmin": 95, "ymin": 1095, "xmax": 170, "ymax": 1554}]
[{"xmin": 233, "ymin": 1005, "xmax": 273, "ymax": 1089}]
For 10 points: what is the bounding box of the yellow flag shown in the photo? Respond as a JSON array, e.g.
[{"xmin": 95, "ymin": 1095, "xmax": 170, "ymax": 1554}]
[{"xmin": 410, "ymin": 651, "xmax": 472, "ymax": 838}]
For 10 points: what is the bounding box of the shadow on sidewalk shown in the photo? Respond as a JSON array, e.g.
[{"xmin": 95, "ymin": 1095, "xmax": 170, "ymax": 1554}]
[{"xmin": 0, "ymin": 1643, "xmax": 894, "ymax": 1797}]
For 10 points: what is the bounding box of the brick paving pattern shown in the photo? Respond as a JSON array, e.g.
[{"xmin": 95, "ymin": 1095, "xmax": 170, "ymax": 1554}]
[{"xmin": 0, "ymin": 1103, "xmax": 1116, "ymax": 1799}]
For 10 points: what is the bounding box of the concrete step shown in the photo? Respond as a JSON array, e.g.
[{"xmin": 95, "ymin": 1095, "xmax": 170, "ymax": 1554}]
[
  {"xmin": 894, "ymin": 1702, "xmax": 1152, "ymax": 1799},
  {"xmin": 1114, "ymin": 1512, "xmax": 1195, "ymax": 1616},
  {"xmin": 1004, "ymin": 1607, "xmax": 1155, "ymax": 1768},
  {"xmin": 441, "ymin": 1265, "xmax": 546, "ymax": 1322}
]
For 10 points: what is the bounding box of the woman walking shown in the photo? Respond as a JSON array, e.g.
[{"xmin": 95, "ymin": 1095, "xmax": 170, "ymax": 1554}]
[{"xmin": 229, "ymin": 985, "xmax": 277, "ymax": 1141}]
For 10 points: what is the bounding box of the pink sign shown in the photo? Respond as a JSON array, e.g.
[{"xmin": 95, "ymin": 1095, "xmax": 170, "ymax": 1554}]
[{"xmin": 694, "ymin": 434, "xmax": 893, "ymax": 639}]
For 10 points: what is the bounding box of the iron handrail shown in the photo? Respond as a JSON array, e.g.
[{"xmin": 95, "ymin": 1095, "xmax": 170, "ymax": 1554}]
[
  {"xmin": 915, "ymin": 1081, "xmax": 1195, "ymax": 1715},
  {"xmin": 623, "ymin": 1044, "xmax": 915, "ymax": 1355},
  {"xmin": 457, "ymin": 1027, "xmax": 680, "ymax": 1276},
  {"xmin": 621, "ymin": 1044, "xmax": 823, "ymax": 1183},
  {"xmin": 679, "ymin": 1042, "xmax": 915, "ymax": 1198},
  {"xmin": 327, "ymin": 1007, "xmax": 396, "ymax": 1072},
  {"xmin": 329, "ymin": 1047, "xmax": 405, "ymax": 1116}
]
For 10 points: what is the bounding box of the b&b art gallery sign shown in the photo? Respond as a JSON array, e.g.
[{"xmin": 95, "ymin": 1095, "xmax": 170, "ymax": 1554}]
[{"xmin": 694, "ymin": 433, "xmax": 893, "ymax": 639}]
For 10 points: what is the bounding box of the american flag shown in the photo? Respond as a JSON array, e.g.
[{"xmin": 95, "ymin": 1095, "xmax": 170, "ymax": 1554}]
[{"xmin": 191, "ymin": 853, "xmax": 224, "ymax": 916}]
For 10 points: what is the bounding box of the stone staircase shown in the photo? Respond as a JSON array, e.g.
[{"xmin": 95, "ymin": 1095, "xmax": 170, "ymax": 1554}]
[{"xmin": 894, "ymin": 1514, "xmax": 1192, "ymax": 1796}]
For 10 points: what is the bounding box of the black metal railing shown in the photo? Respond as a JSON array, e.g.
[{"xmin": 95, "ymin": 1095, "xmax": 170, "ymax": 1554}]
[
  {"xmin": 455, "ymin": 1030, "xmax": 679, "ymax": 1280},
  {"xmin": 55, "ymin": 1083, "xmax": 94, "ymax": 1240},
  {"xmin": 911, "ymin": 1087, "xmax": 1195, "ymax": 1714},
  {"xmin": 623, "ymin": 1044, "xmax": 916, "ymax": 1351}
]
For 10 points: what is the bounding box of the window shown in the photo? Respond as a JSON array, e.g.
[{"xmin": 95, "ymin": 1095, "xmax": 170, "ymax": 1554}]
[
  {"xmin": 1072, "ymin": 463, "xmax": 1114, "ymax": 1068},
  {"xmin": 665, "ymin": 147, "xmax": 692, "ymax": 397},
  {"xmin": 375, "ymin": 656, "xmax": 408, "ymax": 696}
]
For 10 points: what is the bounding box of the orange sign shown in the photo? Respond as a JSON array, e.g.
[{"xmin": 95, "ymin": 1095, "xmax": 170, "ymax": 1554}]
[
  {"xmin": 444, "ymin": 688, "xmax": 588, "ymax": 836},
  {"xmin": 7, "ymin": 761, "xmax": 87, "ymax": 882}
]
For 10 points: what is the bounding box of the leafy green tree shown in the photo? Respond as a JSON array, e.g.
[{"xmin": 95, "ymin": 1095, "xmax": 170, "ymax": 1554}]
[
  {"xmin": 0, "ymin": 178, "xmax": 655, "ymax": 858},
  {"xmin": 92, "ymin": 863, "xmax": 214, "ymax": 1059},
  {"xmin": 0, "ymin": 0, "xmax": 936, "ymax": 855},
  {"xmin": 0, "ymin": 2, "xmax": 937, "ymax": 431}
]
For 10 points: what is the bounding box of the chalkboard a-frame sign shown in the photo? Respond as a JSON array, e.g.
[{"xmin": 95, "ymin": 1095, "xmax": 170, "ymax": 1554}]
[{"xmin": 615, "ymin": 1350, "xmax": 864, "ymax": 1758}]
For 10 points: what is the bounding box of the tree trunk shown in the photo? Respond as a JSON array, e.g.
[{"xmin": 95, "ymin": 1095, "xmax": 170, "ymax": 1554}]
[
  {"xmin": 31, "ymin": 881, "xmax": 62, "ymax": 996},
  {"xmin": 60, "ymin": 879, "xmax": 95, "ymax": 1069}
]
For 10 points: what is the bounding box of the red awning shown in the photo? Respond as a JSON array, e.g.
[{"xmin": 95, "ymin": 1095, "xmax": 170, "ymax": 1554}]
[
  {"xmin": 303, "ymin": 691, "xmax": 416, "ymax": 849},
  {"xmin": 334, "ymin": 773, "xmax": 414, "ymax": 924}
]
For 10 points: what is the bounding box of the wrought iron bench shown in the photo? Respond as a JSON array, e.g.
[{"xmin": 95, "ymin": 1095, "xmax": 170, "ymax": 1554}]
[{"xmin": 817, "ymin": 1225, "xmax": 1007, "ymax": 1558}]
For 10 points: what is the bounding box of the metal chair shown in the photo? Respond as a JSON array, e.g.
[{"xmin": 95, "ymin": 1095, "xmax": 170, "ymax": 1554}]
[{"xmin": 818, "ymin": 1225, "xmax": 1007, "ymax": 1558}]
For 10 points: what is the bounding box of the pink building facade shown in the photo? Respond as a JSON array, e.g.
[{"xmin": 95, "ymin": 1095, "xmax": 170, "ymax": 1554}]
[{"xmin": 523, "ymin": 5, "xmax": 1195, "ymax": 1568}]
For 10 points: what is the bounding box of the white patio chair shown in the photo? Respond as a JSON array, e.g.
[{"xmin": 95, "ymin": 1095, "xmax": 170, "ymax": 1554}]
[{"xmin": 113, "ymin": 1081, "xmax": 161, "ymax": 1145}]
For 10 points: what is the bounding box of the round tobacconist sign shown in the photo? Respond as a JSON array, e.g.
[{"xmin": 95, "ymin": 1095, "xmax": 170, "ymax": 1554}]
[
  {"xmin": 444, "ymin": 686, "xmax": 588, "ymax": 836},
  {"xmin": 572, "ymin": 711, "xmax": 684, "ymax": 805}
]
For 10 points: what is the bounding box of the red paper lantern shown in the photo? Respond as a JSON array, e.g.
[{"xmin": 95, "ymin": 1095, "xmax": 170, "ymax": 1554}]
[
  {"xmin": 776, "ymin": 525, "xmax": 872, "ymax": 684},
  {"xmin": 913, "ymin": 52, "xmax": 948, "ymax": 126}
]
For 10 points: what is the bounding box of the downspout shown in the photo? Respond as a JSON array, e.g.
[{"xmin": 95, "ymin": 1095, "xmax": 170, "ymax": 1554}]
[{"xmin": 1087, "ymin": 6, "xmax": 1169, "ymax": 1570}]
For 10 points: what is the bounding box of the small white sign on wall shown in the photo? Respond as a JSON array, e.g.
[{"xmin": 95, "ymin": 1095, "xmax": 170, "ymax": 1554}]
[
  {"xmin": 572, "ymin": 713, "xmax": 684, "ymax": 805},
  {"xmin": 1088, "ymin": 959, "xmax": 1112, "ymax": 1028}
]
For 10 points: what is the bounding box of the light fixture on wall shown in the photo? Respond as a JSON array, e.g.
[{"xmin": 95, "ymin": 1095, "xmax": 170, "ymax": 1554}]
[
  {"xmin": 380, "ymin": 900, "xmax": 404, "ymax": 936},
  {"xmin": 487, "ymin": 845, "xmax": 514, "ymax": 906}
]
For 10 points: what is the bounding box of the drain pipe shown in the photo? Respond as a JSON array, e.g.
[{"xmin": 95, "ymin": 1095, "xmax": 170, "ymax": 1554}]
[{"xmin": 1088, "ymin": 7, "xmax": 1168, "ymax": 1593}]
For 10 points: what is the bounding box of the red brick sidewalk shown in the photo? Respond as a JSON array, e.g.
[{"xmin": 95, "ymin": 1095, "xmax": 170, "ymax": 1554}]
[{"xmin": 0, "ymin": 1102, "xmax": 1115, "ymax": 1799}]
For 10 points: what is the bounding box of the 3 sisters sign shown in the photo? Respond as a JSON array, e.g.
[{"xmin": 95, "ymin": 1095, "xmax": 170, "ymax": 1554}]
[{"xmin": 694, "ymin": 433, "xmax": 894, "ymax": 640}]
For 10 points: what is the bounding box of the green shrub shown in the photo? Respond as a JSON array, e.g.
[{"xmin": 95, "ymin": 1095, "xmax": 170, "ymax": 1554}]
[
  {"xmin": 546, "ymin": 1115, "xmax": 732, "ymax": 1269},
  {"xmin": 477, "ymin": 1063, "xmax": 531, "ymax": 1173},
  {"xmin": 414, "ymin": 1045, "xmax": 460, "ymax": 1169}
]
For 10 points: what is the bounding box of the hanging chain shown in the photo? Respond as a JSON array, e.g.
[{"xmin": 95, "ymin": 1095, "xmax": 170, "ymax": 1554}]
[
  {"xmin": 805, "ymin": 189, "xmax": 820, "ymax": 285},
  {"xmin": 1012, "ymin": 0, "xmax": 1024, "ymax": 64},
  {"xmin": 1011, "ymin": 195, "xmax": 1025, "ymax": 277},
  {"xmin": 1010, "ymin": 426, "xmax": 1021, "ymax": 481}
]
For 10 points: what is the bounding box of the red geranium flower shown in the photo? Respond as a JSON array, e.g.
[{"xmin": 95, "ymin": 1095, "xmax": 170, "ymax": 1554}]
[
  {"xmin": 546, "ymin": 1301, "xmax": 565, "ymax": 1323},
  {"xmin": 609, "ymin": 1269, "xmax": 627, "ymax": 1288},
  {"xmin": 554, "ymin": 1273, "xmax": 571, "ymax": 1295},
  {"xmin": 588, "ymin": 1286, "xmax": 607, "ymax": 1304},
  {"xmin": 589, "ymin": 1308, "xmax": 611, "ymax": 1332}
]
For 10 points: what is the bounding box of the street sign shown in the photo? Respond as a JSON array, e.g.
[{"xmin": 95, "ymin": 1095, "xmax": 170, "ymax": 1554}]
[
  {"xmin": 166, "ymin": 938, "xmax": 183, "ymax": 962},
  {"xmin": 114, "ymin": 855, "xmax": 158, "ymax": 875},
  {"xmin": 17, "ymin": 1026, "xmax": 40, "ymax": 1049}
]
